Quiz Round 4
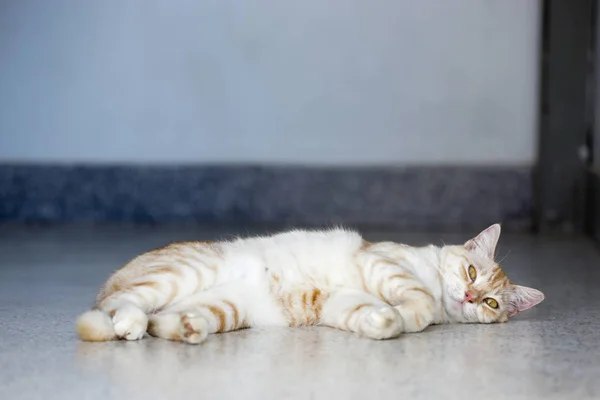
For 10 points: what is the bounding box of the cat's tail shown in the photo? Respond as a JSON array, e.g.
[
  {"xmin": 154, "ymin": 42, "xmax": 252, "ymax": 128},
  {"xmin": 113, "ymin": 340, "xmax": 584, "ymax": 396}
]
[{"xmin": 76, "ymin": 309, "xmax": 117, "ymax": 342}]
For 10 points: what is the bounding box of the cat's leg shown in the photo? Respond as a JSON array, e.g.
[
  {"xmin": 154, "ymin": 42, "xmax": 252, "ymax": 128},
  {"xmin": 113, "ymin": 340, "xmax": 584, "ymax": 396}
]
[
  {"xmin": 148, "ymin": 300, "xmax": 250, "ymax": 344},
  {"xmin": 77, "ymin": 242, "xmax": 222, "ymax": 342},
  {"xmin": 95, "ymin": 292, "xmax": 152, "ymax": 341},
  {"xmin": 390, "ymin": 290, "xmax": 435, "ymax": 333},
  {"xmin": 147, "ymin": 282, "xmax": 262, "ymax": 344},
  {"xmin": 89, "ymin": 268, "xmax": 194, "ymax": 341},
  {"xmin": 359, "ymin": 254, "xmax": 436, "ymax": 333},
  {"xmin": 319, "ymin": 289, "xmax": 403, "ymax": 340}
]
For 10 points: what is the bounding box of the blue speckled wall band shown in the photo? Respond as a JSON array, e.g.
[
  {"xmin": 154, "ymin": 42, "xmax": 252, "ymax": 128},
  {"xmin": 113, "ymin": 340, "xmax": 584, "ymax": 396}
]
[{"xmin": 0, "ymin": 165, "xmax": 532, "ymax": 230}]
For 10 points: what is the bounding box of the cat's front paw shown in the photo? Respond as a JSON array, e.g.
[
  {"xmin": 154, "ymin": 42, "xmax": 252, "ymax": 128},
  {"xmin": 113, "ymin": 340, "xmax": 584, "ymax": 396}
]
[
  {"xmin": 395, "ymin": 306, "xmax": 432, "ymax": 333},
  {"xmin": 112, "ymin": 305, "xmax": 148, "ymax": 340},
  {"xmin": 361, "ymin": 306, "xmax": 403, "ymax": 340}
]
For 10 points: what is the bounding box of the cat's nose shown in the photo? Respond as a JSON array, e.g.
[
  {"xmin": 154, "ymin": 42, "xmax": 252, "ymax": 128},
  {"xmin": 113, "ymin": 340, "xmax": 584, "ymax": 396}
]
[{"xmin": 463, "ymin": 291, "xmax": 476, "ymax": 303}]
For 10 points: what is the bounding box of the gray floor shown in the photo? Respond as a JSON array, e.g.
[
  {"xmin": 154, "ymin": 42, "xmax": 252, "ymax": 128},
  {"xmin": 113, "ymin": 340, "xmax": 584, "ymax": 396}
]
[{"xmin": 0, "ymin": 225, "xmax": 599, "ymax": 400}]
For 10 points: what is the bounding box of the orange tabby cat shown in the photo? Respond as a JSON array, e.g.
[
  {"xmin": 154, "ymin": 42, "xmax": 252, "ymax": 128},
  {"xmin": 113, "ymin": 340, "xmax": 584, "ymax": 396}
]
[{"xmin": 77, "ymin": 224, "xmax": 543, "ymax": 344}]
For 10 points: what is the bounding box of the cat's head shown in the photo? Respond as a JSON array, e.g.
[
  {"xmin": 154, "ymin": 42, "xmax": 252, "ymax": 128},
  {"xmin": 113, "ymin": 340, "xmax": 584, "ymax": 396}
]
[{"xmin": 439, "ymin": 223, "xmax": 544, "ymax": 324}]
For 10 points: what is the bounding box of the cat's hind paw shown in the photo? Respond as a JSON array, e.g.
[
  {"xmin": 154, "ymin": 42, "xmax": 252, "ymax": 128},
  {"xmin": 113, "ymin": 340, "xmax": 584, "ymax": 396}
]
[
  {"xmin": 112, "ymin": 305, "xmax": 148, "ymax": 341},
  {"xmin": 147, "ymin": 312, "xmax": 209, "ymax": 344},
  {"xmin": 180, "ymin": 313, "xmax": 208, "ymax": 344}
]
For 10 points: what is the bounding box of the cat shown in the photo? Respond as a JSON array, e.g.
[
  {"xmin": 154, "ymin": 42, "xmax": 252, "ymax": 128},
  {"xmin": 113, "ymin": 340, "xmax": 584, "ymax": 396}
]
[{"xmin": 76, "ymin": 223, "xmax": 544, "ymax": 344}]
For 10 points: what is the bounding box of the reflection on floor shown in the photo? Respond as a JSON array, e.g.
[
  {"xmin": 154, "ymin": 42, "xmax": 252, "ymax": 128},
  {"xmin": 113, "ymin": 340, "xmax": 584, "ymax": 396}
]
[{"xmin": 0, "ymin": 225, "xmax": 598, "ymax": 400}]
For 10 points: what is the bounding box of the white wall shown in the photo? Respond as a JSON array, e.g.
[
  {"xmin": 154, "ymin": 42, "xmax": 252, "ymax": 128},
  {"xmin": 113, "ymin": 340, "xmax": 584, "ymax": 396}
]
[{"xmin": 0, "ymin": 0, "xmax": 540, "ymax": 166}]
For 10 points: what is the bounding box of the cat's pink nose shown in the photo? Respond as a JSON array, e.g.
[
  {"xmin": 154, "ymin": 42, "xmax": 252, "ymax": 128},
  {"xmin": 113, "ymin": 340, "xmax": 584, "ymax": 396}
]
[{"xmin": 463, "ymin": 291, "xmax": 476, "ymax": 304}]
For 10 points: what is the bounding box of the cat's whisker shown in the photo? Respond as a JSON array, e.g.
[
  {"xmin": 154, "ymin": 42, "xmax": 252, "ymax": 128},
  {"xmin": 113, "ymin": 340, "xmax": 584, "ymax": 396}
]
[{"xmin": 496, "ymin": 250, "xmax": 512, "ymax": 265}]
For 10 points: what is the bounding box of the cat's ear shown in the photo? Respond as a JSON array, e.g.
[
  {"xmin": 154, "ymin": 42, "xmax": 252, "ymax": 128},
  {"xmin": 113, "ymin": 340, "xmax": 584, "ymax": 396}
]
[
  {"xmin": 464, "ymin": 223, "xmax": 501, "ymax": 259},
  {"xmin": 507, "ymin": 285, "xmax": 545, "ymax": 317}
]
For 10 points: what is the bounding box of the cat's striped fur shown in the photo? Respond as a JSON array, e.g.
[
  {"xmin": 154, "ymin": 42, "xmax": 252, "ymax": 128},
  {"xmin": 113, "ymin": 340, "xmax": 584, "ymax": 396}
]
[{"xmin": 77, "ymin": 224, "xmax": 544, "ymax": 343}]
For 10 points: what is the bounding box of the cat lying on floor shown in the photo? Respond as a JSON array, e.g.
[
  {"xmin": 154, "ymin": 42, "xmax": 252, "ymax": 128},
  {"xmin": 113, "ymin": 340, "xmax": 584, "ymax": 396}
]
[{"xmin": 77, "ymin": 224, "xmax": 544, "ymax": 344}]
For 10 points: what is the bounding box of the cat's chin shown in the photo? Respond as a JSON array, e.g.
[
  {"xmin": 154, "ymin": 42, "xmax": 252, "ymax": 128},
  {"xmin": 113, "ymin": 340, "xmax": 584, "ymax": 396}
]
[{"xmin": 444, "ymin": 296, "xmax": 466, "ymax": 322}]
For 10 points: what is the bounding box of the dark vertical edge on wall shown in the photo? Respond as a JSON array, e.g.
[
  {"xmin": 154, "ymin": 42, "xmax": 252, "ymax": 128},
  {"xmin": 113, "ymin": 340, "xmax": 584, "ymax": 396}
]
[
  {"xmin": 535, "ymin": 0, "xmax": 596, "ymax": 234},
  {"xmin": 587, "ymin": 170, "xmax": 600, "ymax": 244},
  {"xmin": 589, "ymin": 0, "xmax": 600, "ymax": 246}
]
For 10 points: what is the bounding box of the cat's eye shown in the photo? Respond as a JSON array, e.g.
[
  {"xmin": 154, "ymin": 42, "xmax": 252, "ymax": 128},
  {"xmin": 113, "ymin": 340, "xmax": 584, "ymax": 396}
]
[
  {"xmin": 468, "ymin": 265, "xmax": 477, "ymax": 281},
  {"xmin": 484, "ymin": 298, "xmax": 499, "ymax": 309}
]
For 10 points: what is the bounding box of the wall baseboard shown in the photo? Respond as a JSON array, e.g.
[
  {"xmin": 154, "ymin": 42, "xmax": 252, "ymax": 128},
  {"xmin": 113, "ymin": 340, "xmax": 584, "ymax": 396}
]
[{"xmin": 0, "ymin": 164, "xmax": 532, "ymax": 230}]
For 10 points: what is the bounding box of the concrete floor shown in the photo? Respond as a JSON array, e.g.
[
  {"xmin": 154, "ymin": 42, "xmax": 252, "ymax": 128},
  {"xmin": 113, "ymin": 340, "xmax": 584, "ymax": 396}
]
[{"xmin": 0, "ymin": 225, "xmax": 599, "ymax": 400}]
